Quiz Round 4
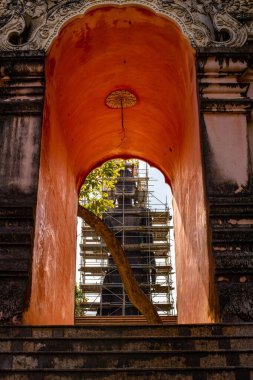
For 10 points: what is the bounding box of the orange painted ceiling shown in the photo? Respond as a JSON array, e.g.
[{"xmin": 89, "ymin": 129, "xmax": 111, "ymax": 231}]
[{"xmin": 45, "ymin": 6, "xmax": 196, "ymax": 187}]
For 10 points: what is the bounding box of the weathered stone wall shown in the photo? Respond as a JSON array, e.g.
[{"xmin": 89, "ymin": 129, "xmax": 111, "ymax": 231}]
[
  {"xmin": 0, "ymin": 4, "xmax": 252, "ymax": 325},
  {"xmin": 0, "ymin": 52, "xmax": 45, "ymax": 323},
  {"xmin": 198, "ymin": 49, "xmax": 253, "ymax": 322}
]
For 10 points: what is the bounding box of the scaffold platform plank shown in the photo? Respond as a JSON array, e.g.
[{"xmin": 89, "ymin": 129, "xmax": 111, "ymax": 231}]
[
  {"xmin": 82, "ymin": 225, "xmax": 172, "ymax": 233},
  {"xmin": 80, "ymin": 242, "xmax": 170, "ymax": 252},
  {"xmin": 80, "ymin": 251, "xmax": 171, "ymax": 260},
  {"xmin": 79, "ymin": 265, "xmax": 173, "ymax": 274},
  {"xmin": 80, "ymin": 283, "xmax": 174, "ymax": 292},
  {"xmin": 79, "ymin": 302, "xmax": 174, "ymax": 311}
]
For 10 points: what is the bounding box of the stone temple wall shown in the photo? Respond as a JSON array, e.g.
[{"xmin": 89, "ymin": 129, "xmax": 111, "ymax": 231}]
[{"xmin": 0, "ymin": 0, "xmax": 252, "ymax": 324}]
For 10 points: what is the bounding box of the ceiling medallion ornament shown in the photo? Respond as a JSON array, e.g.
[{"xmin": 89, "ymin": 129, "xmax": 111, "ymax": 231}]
[
  {"xmin": 106, "ymin": 89, "xmax": 137, "ymax": 139},
  {"xmin": 0, "ymin": 0, "xmax": 252, "ymax": 51},
  {"xmin": 105, "ymin": 90, "xmax": 137, "ymax": 140},
  {"xmin": 106, "ymin": 90, "xmax": 137, "ymax": 109}
]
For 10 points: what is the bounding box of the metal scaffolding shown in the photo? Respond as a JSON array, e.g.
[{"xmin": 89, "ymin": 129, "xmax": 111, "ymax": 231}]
[{"xmin": 78, "ymin": 161, "xmax": 175, "ymax": 316}]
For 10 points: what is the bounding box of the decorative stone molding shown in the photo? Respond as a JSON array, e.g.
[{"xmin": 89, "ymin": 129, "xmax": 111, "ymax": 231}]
[
  {"xmin": 0, "ymin": 51, "xmax": 45, "ymax": 114},
  {"xmin": 197, "ymin": 51, "xmax": 253, "ymax": 115},
  {"xmin": 209, "ymin": 197, "xmax": 253, "ymax": 322},
  {"xmin": 0, "ymin": 0, "xmax": 252, "ymax": 51},
  {"xmin": 0, "ymin": 54, "xmax": 45, "ymax": 324}
]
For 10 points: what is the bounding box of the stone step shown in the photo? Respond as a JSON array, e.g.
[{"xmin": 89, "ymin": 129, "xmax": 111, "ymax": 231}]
[
  {"xmin": 0, "ymin": 367, "xmax": 252, "ymax": 380},
  {"xmin": 1, "ymin": 325, "xmax": 252, "ymax": 379},
  {"xmin": 1, "ymin": 336, "xmax": 252, "ymax": 352},
  {"xmin": 75, "ymin": 315, "xmax": 178, "ymax": 325},
  {"xmin": 1, "ymin": 324, "xmax": 252, "ymax": 338},
  {"xmin": 0, "ymin": 349, "xmax": 252, "ymax": 370}
]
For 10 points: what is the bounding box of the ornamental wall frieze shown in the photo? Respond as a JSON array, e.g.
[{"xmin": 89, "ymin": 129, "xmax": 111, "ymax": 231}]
[{"xmin": 0, "ymin": 0, "xmax": 252, "ymax": 51}]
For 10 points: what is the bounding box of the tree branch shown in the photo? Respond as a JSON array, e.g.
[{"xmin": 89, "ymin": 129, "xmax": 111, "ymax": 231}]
[{"xmin": 78, "ymin": 205, "xmax": 162, "ymax": 324}]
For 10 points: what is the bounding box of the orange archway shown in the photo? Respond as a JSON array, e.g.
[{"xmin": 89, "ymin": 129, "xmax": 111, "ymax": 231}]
[{"xmin": 24, "ymin": 6, "xmax": 216, "ymax": 324}]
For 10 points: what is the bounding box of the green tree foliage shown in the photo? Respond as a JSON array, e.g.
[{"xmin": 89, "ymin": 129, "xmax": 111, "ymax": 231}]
[
  {"xmin": 76, "ymin": 159, "xmax": 124, "ymax": 317},
  {"xmin": 74, "ymin": 285, "xmax": 87, "ymax": 317},
  {"xmin": 79, "ymin": 160, "xmax": 124, "ymax": 216}
]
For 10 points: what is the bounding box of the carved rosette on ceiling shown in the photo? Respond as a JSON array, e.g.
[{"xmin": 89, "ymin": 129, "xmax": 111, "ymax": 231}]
[{"xmin": 0, "ymin": 0, "xmax": 252, "ymax": 51}]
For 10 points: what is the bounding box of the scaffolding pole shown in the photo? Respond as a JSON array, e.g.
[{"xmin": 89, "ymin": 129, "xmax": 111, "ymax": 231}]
[{"xmin": 78, "ymin": 161, "xmax": 175, "ymax": 317}]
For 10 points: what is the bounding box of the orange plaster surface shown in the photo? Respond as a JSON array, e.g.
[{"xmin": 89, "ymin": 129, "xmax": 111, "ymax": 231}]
[{"xmin": 24, "ymin": 6, "xmax": 217, "ymax": 324}]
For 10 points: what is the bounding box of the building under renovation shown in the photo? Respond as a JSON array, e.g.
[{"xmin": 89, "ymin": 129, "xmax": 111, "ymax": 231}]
[{"xmin": 78, "ymin": 162, "xmax": 174, "ymax": 317}]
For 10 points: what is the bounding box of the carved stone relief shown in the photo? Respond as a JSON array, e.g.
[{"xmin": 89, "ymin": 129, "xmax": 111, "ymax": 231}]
[{"xmin": 0, "ymin": 0, "xmax": 252, "ymax": 51}]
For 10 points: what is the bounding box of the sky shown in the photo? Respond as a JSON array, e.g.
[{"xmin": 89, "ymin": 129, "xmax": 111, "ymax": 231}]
[{"xmin": 139, "ymin": 160, "xmax": 172, "ymax": 210}]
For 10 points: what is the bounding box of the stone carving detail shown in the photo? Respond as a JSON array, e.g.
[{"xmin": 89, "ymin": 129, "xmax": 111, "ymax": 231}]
[
  {"xmin": 0, "ymin": 0, "xmax": 252, "ymax": 51},
  {"xmin": 0, "ymin": 280, "xmax": 27, "ymax": 324},
  {"xmin": 219, "ymin": 283, "xmax": 253, "ymax": 322}
]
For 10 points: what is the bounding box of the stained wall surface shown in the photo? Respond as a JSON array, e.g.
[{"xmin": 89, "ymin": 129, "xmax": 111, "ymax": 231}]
[
  {"xmin": 204, "ymin": 114, "xmax": 249, "ymax": 194},
  {"xmin": 0, "ymin": 116, "xmax": 42, "ymax": 204},
  {"xmin": 24, "ymin": 6, "xmax": 215, "ymax": 324}
]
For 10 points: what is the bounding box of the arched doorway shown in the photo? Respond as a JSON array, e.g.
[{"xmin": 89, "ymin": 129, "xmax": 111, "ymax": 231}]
[
  {"xmin": 23, "ymin": 6, "xmax": 216, "ymax": 324},
  {"xmin": 76, "ymin": 159, "xmax": 176, "ymax": 321}
]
